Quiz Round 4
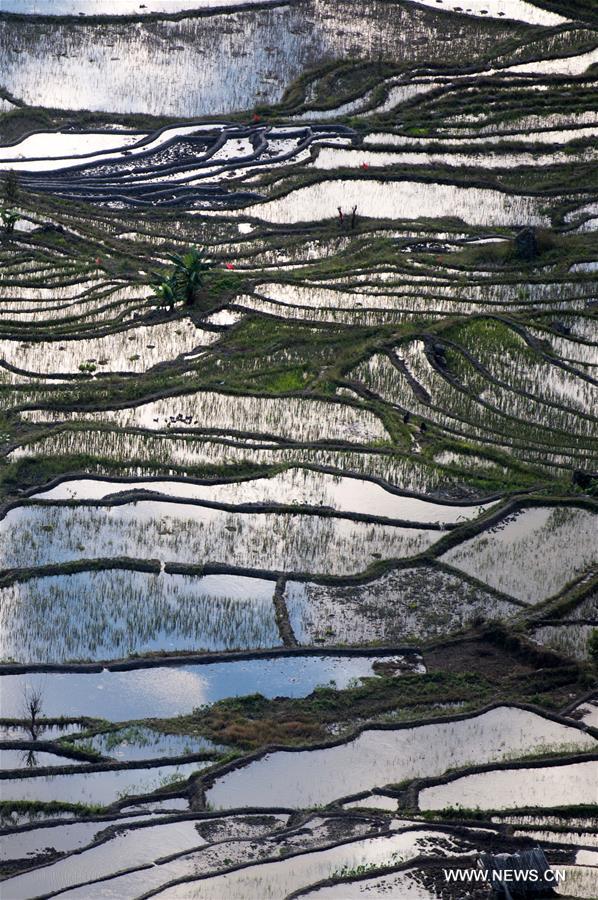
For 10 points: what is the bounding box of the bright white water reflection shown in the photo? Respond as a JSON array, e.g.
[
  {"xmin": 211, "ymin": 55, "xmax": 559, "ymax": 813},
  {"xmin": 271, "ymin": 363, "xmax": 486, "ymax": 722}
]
[
  {"xmin": 22, "ymin": 391, "xmax": 388, "ymax": 443},
  {"xmin": 62, "ymin": 829, "xmax": 463, "ymax": 900},
  {"xmin": 1, "ymin": 501, "xmax": 436, "ymax": 577},
  {"xmin": 206, "ymin": 707, "xmax": 595, "ymax": 808},
  {"xmin": 0, "ymin": 319, "xmax": 217, "ymax": 375},
  {"xmin": 0, "ymin": 815, "xmax": 150, "ymax": 863},
  {"xmin": 0, "ymin": 571, "xmax": 279, "ymax": 661},
  {"xmin": 251, "ymin": 180, "xmax": 549, "ymax": 226},
  {"xmin": 0, "ymin": 1, "xmax": 498, "ymax": 117},
  {"xmin": 397, "ymin": 0, "xmax": 567, "ymax": 25},
  {"xmin": 0, "ymin": 319, "xmax": 220, "ymax": 377},
  {"xmin": 33, "ymin": 470, "xmax": 494, "ymax": 523},
  {"xmin": 444, "ymin": 506, "xmax": 597, "ymax": 603},
  {"xmin": 419, "ymin": 761, "xmax": 598, "ymax": 811},
  {"xmin": 0, "ymin": 761, "xmax": 210, "ymax": 805},
  {"xmin": 0, "ymin": 817, "xmax": 209, "ymax": 900},
  {"xmin": 555, "ymin": 866, "xmax": 598, "ymax": 899},
  {"xmin": 0, "ymin": 654, "xmax": 400, "ymax": 718},
  {"xmin": 0, "ymin": 0, "xmax": 281, "ymax": 11},
  {"xmin": 0, "ymin": 130, "xmax": 142, "ymax": 159}
]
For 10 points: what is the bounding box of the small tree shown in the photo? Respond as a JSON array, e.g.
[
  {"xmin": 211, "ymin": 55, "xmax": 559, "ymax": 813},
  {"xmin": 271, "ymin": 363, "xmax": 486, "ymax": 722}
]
[
  {"xmin": 589, "ymin": 628, "xmax": 598, "ymax": 665},
  {"xmin": 23, "ymin": 686, "xmax": 44, "ymax": 741}
]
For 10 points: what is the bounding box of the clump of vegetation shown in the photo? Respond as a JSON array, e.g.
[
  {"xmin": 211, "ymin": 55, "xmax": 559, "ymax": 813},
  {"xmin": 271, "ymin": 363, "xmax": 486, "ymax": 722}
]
[
  {"xmin": 0, "ymin": 800, "xmax": 106, "ymax": 828},
  {"xmin": 150, "ymin": 247, "xmax": 213, "ymax": 310},
  {"xmin": 151, "ymin": 274, "xmax": 177, "ymax": 312},
  {"xmin": 1, "ymin": 207, "xmax": 19, "ymax": 235},
  {"xmin": 3, "ymin": 168, "xmax": 18, "ymax": 205},
  {"xmin": 1, "ymin": 169, "xmax": 20, "ymax": 235}
]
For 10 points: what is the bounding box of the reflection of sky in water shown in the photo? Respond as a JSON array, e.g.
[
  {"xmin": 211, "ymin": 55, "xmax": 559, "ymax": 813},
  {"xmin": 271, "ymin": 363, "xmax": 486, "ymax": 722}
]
[
  {"xmin": 419, "ymin": 761, "xmax": 598, "ymax": 811},
  {"xmin": 6, "ymin": 428, "xmax": 473, "ymax": 496},
  {"xmin": 445, "ymin": 507, "xmax": 597, "ymax": 604},
  {"xmin": 0, "ymin": 819, "xmax": 139, "ymax": 864},
  {"xmin": 0, "ymin": 8, "xmax": 314, "ymax": 116},
  {"xmin": 0, "ymin": 318, "xmax": 216, "ymax": 374},
  {"xmin": 22, "ymin": 391, "xmax": 388, "ymax": 443},
  {"xmin": 0, "ymin": 124, "xmax": 225, "ymax": 171},
  {"xmin": 399, "ymin": 0, "xmax": 567, "ymax": 25},
  {"xmin": 33, "ymin": 470, "xmax": 494, "ymax": 523},
  {"xmin": 0, "ymin": 1, "xmax": 525, "ymax": 117},
  {"xmin": 0, "ymin": 654, "xmax": 393, "ymax": 719},
  {"xmin": 0, "ymin": 130, "xmax": 142, "ymax": 161},
  {"xmin": 206, "ymin": 708, "xmax": 596, "ymax": 809},
  {"xmin": 0, "ymin": 829, "xmax": 432, "ymax": 900},
  {"xmin": 85, "ymin": 727, "xmax": 221, "ymax": 761},
  {"xmin": 0, "ymin": 1, "xmax": 281, "ymax": 12},
  {"xmin": 0, "ymin": 760, "xmax": 209, "ymax": 804},
  {"xmin": 252, "ymin": 179, "xmax": 549, "ymax": 227},
  {"xmin": 0, "ymin": 748, "xmax": 85, "ymax": 769},
  {"xmin": 0, "ymin": 571, "xmax": 280, "ymax": 661},
  {"xmin": 0, "ymin": 502, "xmax": 435, "ymax": 579}
]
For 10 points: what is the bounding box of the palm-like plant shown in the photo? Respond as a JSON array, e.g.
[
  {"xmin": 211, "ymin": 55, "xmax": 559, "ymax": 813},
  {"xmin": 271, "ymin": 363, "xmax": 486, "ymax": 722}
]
[
  {"xmin": 151, "ymin": 276, "xmax": 177, "ymax": 312},
  {"xmin": 1, "ymin": 208, "xmax": 19, "ymax": 235},
  {"xmin": 168, "ymin": 248, "xmax": 211, "ymax": 306}
]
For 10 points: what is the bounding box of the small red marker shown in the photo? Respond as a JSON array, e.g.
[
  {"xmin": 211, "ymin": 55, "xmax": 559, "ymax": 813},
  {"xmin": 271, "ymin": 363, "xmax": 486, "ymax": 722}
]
[
  {"xmin": 225, "ymin": 263, "xmax": 235, "ymax": 270},
  {"xmin": 361, "ymin": 162, "xmax": 369, "ymax": 170},
  {"xmin": 252, "ymin": 114, "xmax": 261, "ymax": 123}
]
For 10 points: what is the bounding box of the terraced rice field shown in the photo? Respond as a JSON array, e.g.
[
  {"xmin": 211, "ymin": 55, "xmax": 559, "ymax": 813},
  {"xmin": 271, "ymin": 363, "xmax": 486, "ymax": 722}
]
[{"xmin": 0, "ymin": 0, "xmax": 596, "ymax": 897}]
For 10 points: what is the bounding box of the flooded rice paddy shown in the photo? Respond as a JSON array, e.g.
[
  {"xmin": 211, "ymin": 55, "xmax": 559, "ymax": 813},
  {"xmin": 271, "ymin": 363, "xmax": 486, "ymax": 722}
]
[
  {"xmin": 1, "ymin": 820, "xmax": 458, "ymax": 900},
  {"xmin": 0, "ymin": 1, "xmax": 534, "ymax": 116},
  {"xmin": 205, "ymin": 707, "xmax": 595, "ymax": 809},
  {"xmin": 0, "ymin": 319, "xmax": 218, "ymax": 376},
  {"xmin": 21, "ymin": 391, "xmax": 389, "ymax": 443},
  {"xmin": 0, "ymin": 761, "xmax": 211, "ymax": 805},
  {"xmin": 1, "ymin": 0, "xmax": 596, "ymax": 892},
  {"xmin": 419, "ymin": 760, "xmax": 598, "ymax": 812},
  {"xmin": 397, "ymin": 0, "xmax": 568, "ymax": 26},
  {"xmin": 68, "ymin": 727, "xmax": 222, "ymax": 762},
  {"xmin": 41, "ymin": 828, "xmax": 473, "ymax": 900},
  {"xmin": 443, "ymin": 506, "xmax": 596, "ymax": 603},
  {"xmin": 0, "ymin": 570, "xmax": 281, "ymax": 661},
  {"xmin": 250, "ymin": 180, "xmax": 550, "ymax": 227},
  {"xmin": 32, "ymin": 470, "xmax": 495, "ymax": 523},
  {"xmin": 0, "ymin": 817, "xmax": 143, "ymax": 864},
  {"xmin": 0, "ymin": 500, "xmax": 438, "ymax": 575},
  {"xmin": 0, "ymin": 1, "xmax": 283, "ymax": 13},
  {"xmin": 0, "ymin": 654, "xmax": 407, "ymax": 718},
  {"xmin": 285, "ymin": 567, "xmax": 522, "ymax": 644}
]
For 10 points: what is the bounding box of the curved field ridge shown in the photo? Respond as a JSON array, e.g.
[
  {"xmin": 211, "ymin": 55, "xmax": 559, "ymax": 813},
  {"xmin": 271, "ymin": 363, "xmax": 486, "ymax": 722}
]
[
  {"xmin": 419, "ymin": 759, "xmax": 598, "ymax": 811},
  {"xmin": 31, "ymin": 471, "xmax": 496, "ymax": 522},
  {"xmin": 443, "ymin": 506, "xmax": 597, "ymax": 603},
  {"xmin": 205, "ymin": 707, "xmax": 596, "ymax": 808}
]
